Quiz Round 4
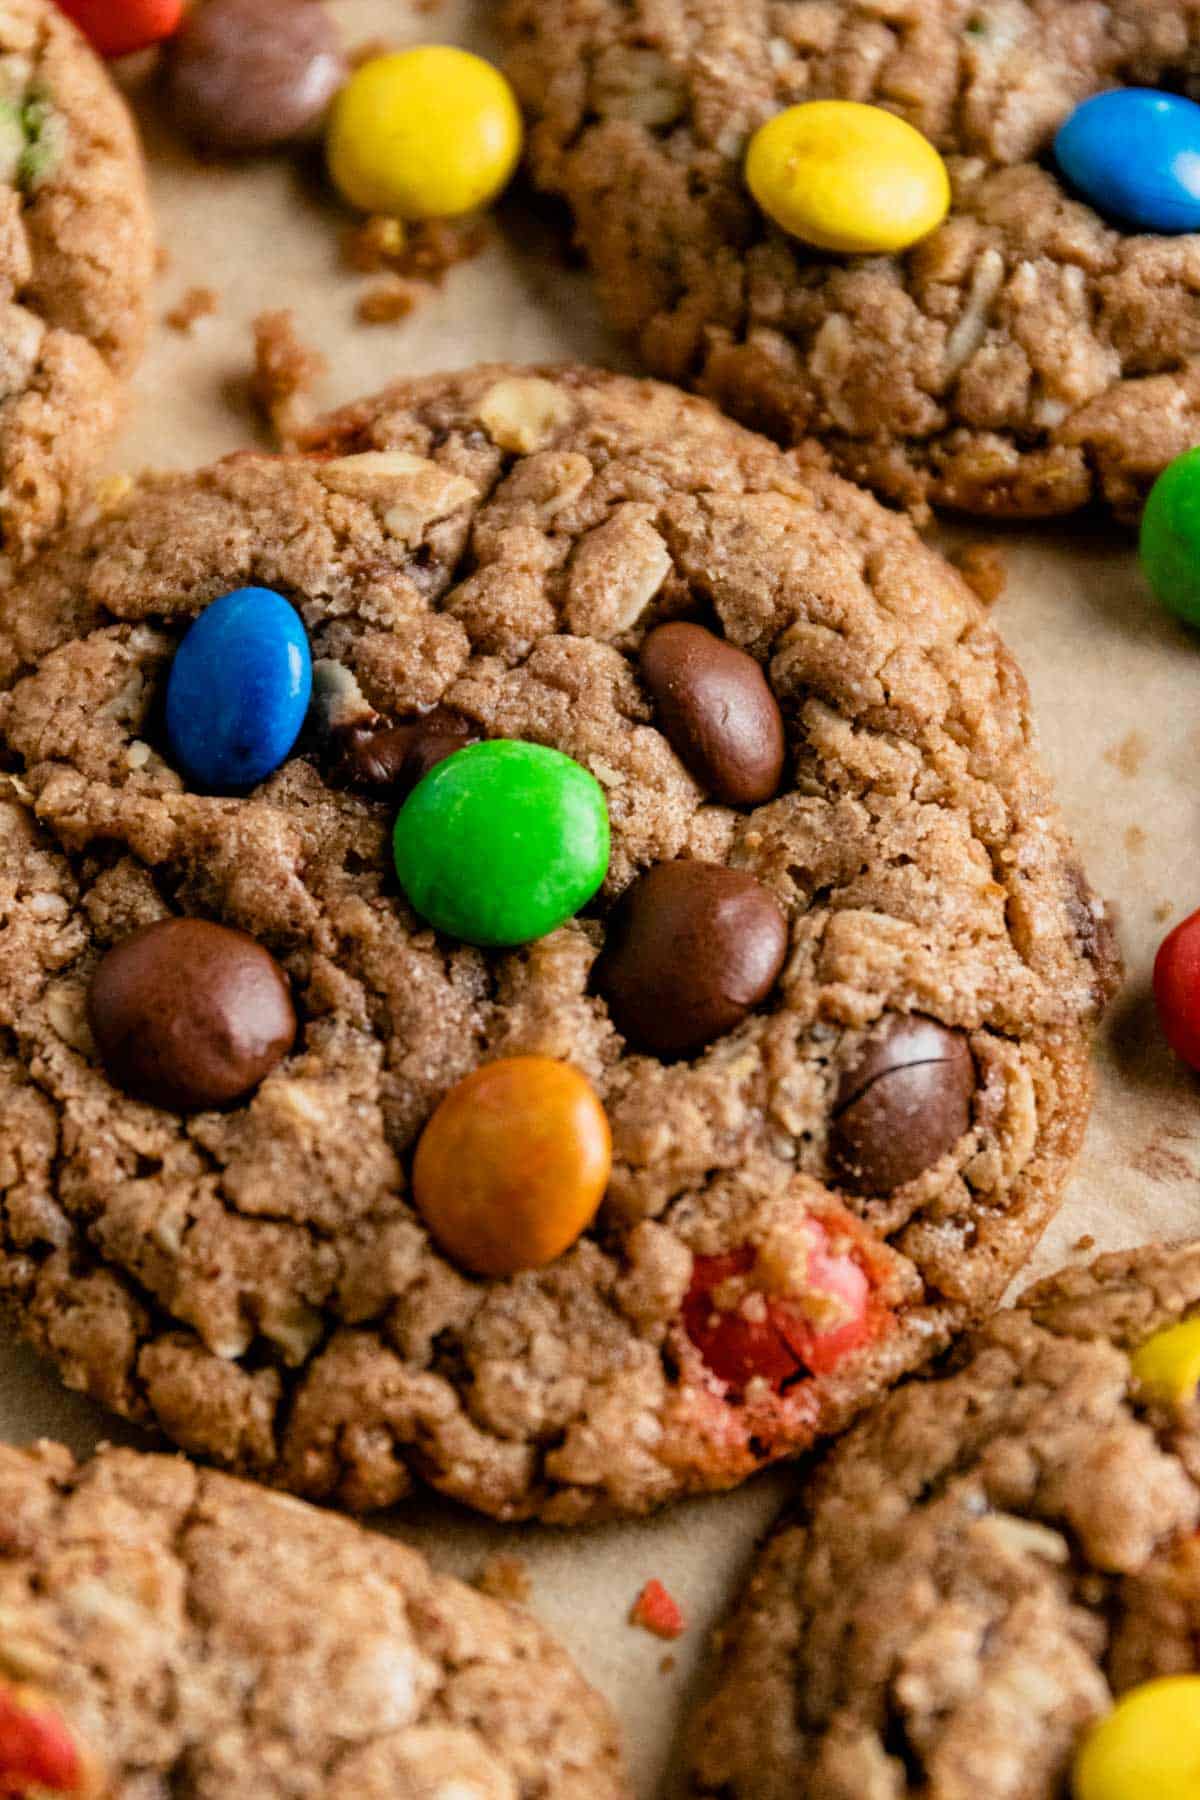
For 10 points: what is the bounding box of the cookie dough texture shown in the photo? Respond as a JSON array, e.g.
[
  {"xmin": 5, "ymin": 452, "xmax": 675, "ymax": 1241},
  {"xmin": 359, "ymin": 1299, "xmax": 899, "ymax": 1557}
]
[
  {"xmin": 505, "ymin": 0, "xmax": 1200, "ymax": 520},
  {"xmin": 0, "ymin": 366, "xmax": 1115, "ymax": 1521},
  {"xmin": 689, "ymin": 1240, "xmax": 1200, "ymax": 1800},
  {"xmin": 0, "ymin": 1441, "xmax": 626, "ymax": 1799},
  {"xmin": 0, "ymin": 0, "xmax": 152, "ymax": 562}
]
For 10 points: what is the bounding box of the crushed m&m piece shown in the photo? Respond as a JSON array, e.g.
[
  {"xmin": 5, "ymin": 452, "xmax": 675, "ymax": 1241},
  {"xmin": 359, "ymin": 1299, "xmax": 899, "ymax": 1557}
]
[
  {"xmin": 683, "ymin": 1221, "xmax": 873, "ymax": 1393},
  {"xmin": 88, "ymin": 917, "xmax": 297, "ymax": 1112},
  {"xmin": 165, "ymin": 585, "xmax": 313, "ymax": 793},
  {"xmin": 1154, "ymin": 907, "xmax": 1200, "ymax": 1071},
  {"xmin": 394, "ymin": 739, "xmax": 610, "ymax": 948},
  {"xmin": 327, "ymin": 46, "xmax": 522, "ymax": 220},
  {"xmin": 630, "ymin": 1580, "xmax": 685, "ymax": 1641},
  {"xmin": 0, "ymin": 1681, "xmax": 90, "ymax": 1796},
  {"xmin": 413, "ymin": 1057, "xmax": 612, "ymax": 1276},
  {"xmin": 745, "ymin": 99, "xmax": 950, "ymax": 255},
  {"xmin": 1055, "ymin": 90, "xmax": 1200, "ymax": 235}
]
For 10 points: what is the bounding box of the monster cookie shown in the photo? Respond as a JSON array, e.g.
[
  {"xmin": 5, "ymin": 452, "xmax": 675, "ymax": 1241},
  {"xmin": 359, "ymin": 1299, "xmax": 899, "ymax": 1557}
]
[
  {"xmin": 689, "ymin": 1239, "xmax": 1200, "ymax": 1800},
  {"xmin": 504, "ymin": 0, "xmax": 1200, "ymax": 520},
  {"xmin": 0, "ymin": 366, "xmax": 1116, "ymax": 1521},
  {"xmin": 0, "ymin": 1441, "xmax": 626, "ymax": 1797},
  {"xmin": 0, "ymin": 0, "xmax": 151, "ymax": 562}
]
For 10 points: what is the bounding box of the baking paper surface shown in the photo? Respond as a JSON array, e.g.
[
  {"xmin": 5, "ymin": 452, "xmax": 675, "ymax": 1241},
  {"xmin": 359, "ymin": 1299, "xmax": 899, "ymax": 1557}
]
[{"xmin": 0, "ymin": 3, "xmax": 1196, "ymax": 1792}]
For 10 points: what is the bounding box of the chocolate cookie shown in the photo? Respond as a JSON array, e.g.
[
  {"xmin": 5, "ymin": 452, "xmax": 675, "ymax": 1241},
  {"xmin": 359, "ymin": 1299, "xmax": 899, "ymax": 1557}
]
[
  {"xmin": 689, "ymin": 1239, "xmax": 1200, "ymax": 1800},
  {"xmin": 505, "ymin": 1, "xmax": 1200, "ymax": 520},
  {"xmin": 0, "ymin": 1440, "xmax": 626, "ymax": 1797},
  {"xmin": 0, "ymin": 365, "xmax": 1116, "ymax": 1521},
  {"xmin": 0, "ymin": 0, "xmax": 152, "ymax": 562}
]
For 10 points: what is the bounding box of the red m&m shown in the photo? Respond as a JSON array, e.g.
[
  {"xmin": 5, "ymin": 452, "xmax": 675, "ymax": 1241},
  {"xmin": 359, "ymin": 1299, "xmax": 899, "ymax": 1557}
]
[
  {"xmin": 55, "ymin": 0, "xmax": 184, "ymax": 58},
  {"xmin": 1154, "ymin": 907, "xmax": 1200, "ymax": 1070}
]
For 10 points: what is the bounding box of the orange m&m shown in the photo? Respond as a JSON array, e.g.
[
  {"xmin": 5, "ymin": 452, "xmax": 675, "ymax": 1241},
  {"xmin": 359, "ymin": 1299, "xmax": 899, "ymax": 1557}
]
[{"xmin": 412, "ymin": 1057, "xmax": 611, "ymax": 1277}]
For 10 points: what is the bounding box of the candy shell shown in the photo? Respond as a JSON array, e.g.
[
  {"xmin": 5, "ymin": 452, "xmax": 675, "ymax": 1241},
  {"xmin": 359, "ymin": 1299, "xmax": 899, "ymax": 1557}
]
[
  {"xmin": 745, "ymin": 99, "xmax": 950, "ymax": 255},
  {"xmin": 1154, "ymin": 906, "xmax": 1200, "ymax": 1070},
  {"xmin": 1055, "ymin": 89, "xmax": 1200, "ymax": 233},
  {"xmin": 1140, "ymin": 445, "xmax": 1200, "ymax": 628},
  {"xmin": 166, "ymin": 586, "xmax": 312, "ymax": 793},
  {"xmin": 56, "ymin": 0, "xmax": 184, "ymax": 57},
  {"xmin": 393, "ymin": 739, "xmax": 610, "ymax": 947},
  {"xmin": 1131, "ymin": 1315, "xmax": 1200, "ymax": 1407},
  {"xmin": 1074, "ymin": 1676, "xmax": 1200, "ymax": 1800}
]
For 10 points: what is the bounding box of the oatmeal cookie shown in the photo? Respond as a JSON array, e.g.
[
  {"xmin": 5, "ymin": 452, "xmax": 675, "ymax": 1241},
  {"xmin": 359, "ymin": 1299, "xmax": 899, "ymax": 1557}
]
[
  {"xmin": 0, "ymin": 0, "xmax": 152, "ymax": 563},
  {"xmin": 0, "ymin": 1440, "xmax": 626, "ymax": 1798},
  {"xmin": 504, "ymin": 0, "xmax": 1200, "ymax": 520},
  {"xmin": 0, "ymin": 365, "xmax": 1115, "ymax": 1521},
  {"xmin": 689, "ymin": 1238, "xmax": 1200, "ymax": 1799}
]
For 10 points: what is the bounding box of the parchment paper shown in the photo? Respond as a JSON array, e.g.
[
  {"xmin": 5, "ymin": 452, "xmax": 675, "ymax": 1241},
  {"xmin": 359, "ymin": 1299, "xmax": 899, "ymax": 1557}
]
[{"xmin": 1, "ymin": 3, "xmax": 1197, "ymax": 1792}]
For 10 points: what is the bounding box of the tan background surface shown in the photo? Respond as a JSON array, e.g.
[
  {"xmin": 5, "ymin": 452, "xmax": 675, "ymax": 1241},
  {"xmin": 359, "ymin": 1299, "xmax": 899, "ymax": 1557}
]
[{"xmin": 2, "ymin": 2, "xmax": 1198, "ymax": 1792}]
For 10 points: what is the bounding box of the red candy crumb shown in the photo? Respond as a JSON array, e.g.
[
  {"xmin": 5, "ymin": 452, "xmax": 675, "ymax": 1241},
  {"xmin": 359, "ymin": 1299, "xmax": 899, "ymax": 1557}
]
[
  {"xmin": 630, "ymin": 1579, "xmax": 685, "ymax": 1640},
  {"xmin": 1156, "ymin": 907, "xmax": 1200, "ymax": 1072},
  {"xmin": 0, "ymin": 1684, "xmax": 86, "ymax": 1796},
  {"xmin": 54, "ymin": 0, "xmax": 184, "ymax": 58},
  {"xmin": 682, "ymin": 1218, "xmax": 874, "ymax": 1393}
]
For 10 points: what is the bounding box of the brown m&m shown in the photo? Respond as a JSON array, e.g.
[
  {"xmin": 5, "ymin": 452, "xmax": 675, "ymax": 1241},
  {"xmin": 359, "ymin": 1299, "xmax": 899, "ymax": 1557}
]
[
  {"xmin": 639, "ymin": 622, "xmax": 785, "ymax": 805},
  {"xmin": 162, "ymin": 0, "xmax": 347, "ymax": 154},
  {"xmin": 829, "ymin": 1015, "xmax": 975, "ymax": 1194},
  {"xmin": 594, "ymin": 861, "xmax": 788, "ymax": 1057},
  {"xmin": 88, "ymin": 918, "xmax": 297, "ymax": 1112},
  {"xmin": 413, "ymin": 1057, "xmax": 611, "ymax": 1276}
]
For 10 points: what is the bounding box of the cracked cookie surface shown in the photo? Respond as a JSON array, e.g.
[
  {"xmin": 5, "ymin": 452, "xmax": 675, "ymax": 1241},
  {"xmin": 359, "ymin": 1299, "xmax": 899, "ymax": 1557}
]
[
  {"xmin": 689, "ymin": 1239, "xmax": 1200, "ymax": 1800},
  {"xmin": 0, "ymin": 0, "xmax": 152, "ymax": 563},
  {"xmin": 504, "ymin": 0, "xmax": 1200, "ymax": 520},
  {"xmin": 0, "ymin": 1440, "xmax": 626, "ymax": 1798},
  {"xmin": 0, "ymin": 365, "xmax": 1115, "ymax": 1521}
]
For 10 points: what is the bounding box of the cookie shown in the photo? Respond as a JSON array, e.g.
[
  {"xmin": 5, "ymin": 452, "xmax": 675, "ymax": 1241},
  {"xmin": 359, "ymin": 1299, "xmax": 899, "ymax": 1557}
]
[
  {"xmin": 688, "ymin": 1239, "xmax": 1200, "ymax": 1800},
  {"xmin": 0, "ymin": 1439, "xmax": 626, "ymax": 1797},
  {"xmin": 0, "ymin": 365, "xmax": 1115, "ymax": 1522},
  {"xmin": 504, "ymin": 0, "xmax": 1200, "ymax": 521},
  {"xmin": 0, "ymin": 0, "xmax": 152, "ymax": 563}
]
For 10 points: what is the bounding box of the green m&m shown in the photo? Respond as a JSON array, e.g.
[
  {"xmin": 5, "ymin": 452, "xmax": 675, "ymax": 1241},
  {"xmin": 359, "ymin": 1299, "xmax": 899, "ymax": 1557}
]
[
  {"xmin": 1140, "ymin": 446, "xmax": 1200, "ymax": 627},
  {"xmin": 393, "ymin": 739, "xmax": 610, "ymax": 947}
]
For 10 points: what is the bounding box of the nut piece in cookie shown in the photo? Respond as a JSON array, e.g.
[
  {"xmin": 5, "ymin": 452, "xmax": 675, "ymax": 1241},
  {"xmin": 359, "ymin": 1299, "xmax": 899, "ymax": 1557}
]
[
  {"xmin": 689, "ymin": 1240, "xmax": 1200, "ymax": 1800},
  {"xmin": 0, "ymin": 366, "xmax": 1111, "ymax": 1522}
]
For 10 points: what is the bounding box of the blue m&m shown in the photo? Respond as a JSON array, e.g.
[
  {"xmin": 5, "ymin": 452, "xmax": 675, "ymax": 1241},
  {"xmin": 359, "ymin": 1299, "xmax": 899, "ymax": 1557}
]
[
  {"xmin": 1054, "ymin": 89, "xmax": 1200, "ymax": 234},
  {"xmin": 166, "ymin": 586, "xmax": 312, "ymax": 793}
]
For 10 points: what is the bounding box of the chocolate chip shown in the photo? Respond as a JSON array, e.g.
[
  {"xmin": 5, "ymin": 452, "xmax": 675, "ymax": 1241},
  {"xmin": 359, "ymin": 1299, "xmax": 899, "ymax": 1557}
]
[
  {"xmin": 162, "ymin": 0, "xmax": 346, "ymax": 155},
  {"xmin": 88, "ymin": 918, "xmax": 297, "ymax": 1111},
  {"xmin": 639, "ymin": 622, "xmax": 785, "ymax": 806},
  {"xmin": 594, "ymin": 860, "xmax": 788, "ymax": 1056},
  {"xmin": 829, "ymin": 1015, "xmax": 975, "ymax": 1194},
  {"xmin": 337, "ymin": 706, "xmax": 477, "ymax": 796}
]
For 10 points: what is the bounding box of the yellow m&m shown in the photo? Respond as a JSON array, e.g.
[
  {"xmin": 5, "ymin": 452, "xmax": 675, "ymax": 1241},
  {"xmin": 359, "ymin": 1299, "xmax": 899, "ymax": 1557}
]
[
  {"xmin": 1131, "ymin": 1315, "xmax": 1200, "ymax": 1406},
  {"xmin": 744, "ymin": 100, "xmax": 951, "ymax": 255},
  {"xmin": 1074, "ymin": 1677, "xmax": 1200, "ymax": 1799},
  {"xmin": 328, "ymin": 46, "xmax": 522, "ymax": 220}
]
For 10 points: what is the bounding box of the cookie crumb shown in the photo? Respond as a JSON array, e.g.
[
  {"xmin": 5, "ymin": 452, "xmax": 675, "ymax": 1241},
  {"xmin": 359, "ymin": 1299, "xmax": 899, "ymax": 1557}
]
[
  {"xmin": 659, "ymin": 1654, "xmax": 677, "ymax": 1675},
  {"xmin": 476, "ymin": 1553, "xmax": 532, "ymax": 1607},
  {"xmin": 1155, "ymin": 901, "xmax": 1175, "ymax": 924},
  {"xmin": 251, "ymin": 309, "xmax": 327, "ymax": 447},
  {"xmin": 1074, "ymin": 1234, "xmax": 1096, "ymax": 1252},
  {"xmin": 1124, "ymin": 824, "xmax": 1147, "ymax": 855},
  {"xmin": 344, "ymin": 214, "xmax": 490, "ymax": 284},
  {"xmin": 630, "ymin": 1579, "xmax": 685, "ymax": 1640},
  {"xmin": 357, "ymin": 277, "xmax": 421, "ymax": 326},
  {"xmin": 952, "ymin": 541, "xmax": 1007, "ymax": 606},
  {"xmin": 165, "ymin": 286, "xmax": 218, "ymax": 333}
]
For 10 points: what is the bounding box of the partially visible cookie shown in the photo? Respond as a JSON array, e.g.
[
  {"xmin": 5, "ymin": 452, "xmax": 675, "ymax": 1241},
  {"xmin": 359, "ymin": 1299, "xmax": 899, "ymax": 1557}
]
[
  {"xmin": 0, "ymin": 0, "xmax": 152, "ymax": 563},
  {"xmin": 0, "ymin": 365, "xmax": 1113, "ymax": 1522},
  {"xmin": 690, "ymin": 1239, "xmax": 1200, "ymax": 1800},
  {"xmin": 505, "ymin": 0, "xmax": 1200, "ymax": 520},
  {"xmin": 0, "ymin": 1440, "xmax": 627, "ymax": 1798}
]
